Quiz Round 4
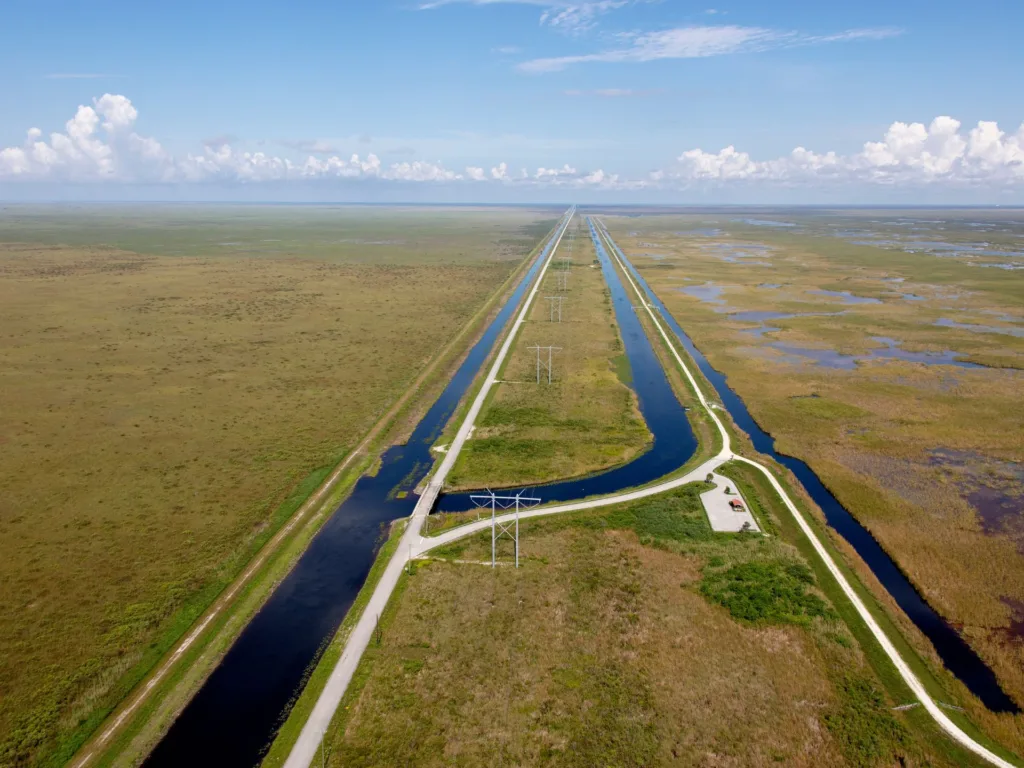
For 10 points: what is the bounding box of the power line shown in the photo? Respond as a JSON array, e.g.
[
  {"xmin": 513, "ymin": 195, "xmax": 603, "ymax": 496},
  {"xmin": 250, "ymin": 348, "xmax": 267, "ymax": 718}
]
[
  {"xmin": 470, "ymin": 489, "xmax": 542, "ymax": 567},
  {"xmin": 544, "ymin": 295, "xmax": 565, "ymax": 322},
  {"xmin": 527, "ymin": 345, "xmax": 561, "ymax": 384}
]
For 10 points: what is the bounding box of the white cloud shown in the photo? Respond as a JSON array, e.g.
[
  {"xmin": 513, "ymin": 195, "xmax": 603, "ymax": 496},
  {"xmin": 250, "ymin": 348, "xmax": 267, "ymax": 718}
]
[
  {"xmin": 419, "ymin": 0, "xmax": 631, "ymax": 35},
  {"xmin": 539, "ymin": 1, "xmax": 627, "ymax": 34},
  {"xmin": 677, "ymin": 145, "xmax": 758, "ymax": 180},
  {"xmin": 4, "ymin": 97, "xmax": 1023, "ymax": 193},
  {"xmin": 0, "ymin": 96, "xmax": 136, "ymax": 180},
  {"xmin": 491, "ymin": 161, "xmax": 510, "ymax": 180},
  {"xmin": 667, "ymin": 116, "xmax": 1024, "ymax": 186},
  {"xmin": 94, "ymin": 93, "xmax": 138, "ymax": 131},
  {"xmin": 518, "ymin": 24, "xmax": 901, "ymax": 72},
  {"xmin": 520, "ymin": 25, "xmax": 776, "ymax": 72},
  {"xmin": 535, "ymin": 163, "xmax": 578, "ymax": 178},
  {"xmin": 0, "ymin": 95, "xmax": 471, "ymax": 185},
  {"xmin": 418, "ymin": 0, "xmax": 552, "ymax": 7},
  {"xmin": 809, "ymin": 27, "xmax": 902, "ymax": 43},
  {"xmin": 382, "ymin": 160, "xmax": 461, "ymax": 182}
]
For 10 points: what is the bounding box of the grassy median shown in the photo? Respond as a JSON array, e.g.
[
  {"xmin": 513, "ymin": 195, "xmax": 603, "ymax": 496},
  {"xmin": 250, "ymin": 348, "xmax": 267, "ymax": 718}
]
[{"xmin": 447, "ymin": 220, "xmax": 651, "ymax": 490}]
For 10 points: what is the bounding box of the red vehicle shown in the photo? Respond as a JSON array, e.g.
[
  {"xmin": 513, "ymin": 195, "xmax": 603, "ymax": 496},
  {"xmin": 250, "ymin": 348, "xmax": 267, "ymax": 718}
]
[{"xmin": 729, "ymin": 499, "xmax": 745, "ymax": 512}]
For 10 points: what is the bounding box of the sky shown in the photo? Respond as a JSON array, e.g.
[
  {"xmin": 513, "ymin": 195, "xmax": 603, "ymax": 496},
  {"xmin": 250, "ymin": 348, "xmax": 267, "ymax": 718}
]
[{"xmin": 1, "ymin": 0, "xmax": 1023, "ymax": 203}]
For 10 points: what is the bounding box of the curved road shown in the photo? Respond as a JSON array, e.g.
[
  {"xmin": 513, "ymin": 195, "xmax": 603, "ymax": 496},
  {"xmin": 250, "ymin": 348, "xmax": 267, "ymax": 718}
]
[{"xmin": 284, "ymin": 213, "xmax": 1016, "ymax": 768}]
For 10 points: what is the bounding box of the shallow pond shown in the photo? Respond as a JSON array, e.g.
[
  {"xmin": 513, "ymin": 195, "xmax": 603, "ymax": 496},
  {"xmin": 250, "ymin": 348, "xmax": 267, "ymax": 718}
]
[
  {"xmin": 936, "ymin": 317, "xmax": 1024, "ymax": 338},
  {"xmin": 733, "ymin": 218, "xmax": 796, "ymax": 228},
  {"xmin": 680, "ymin": 281, "xmax": 726, "ymax": 305},
  {"xmin": 808, "ymin": 289, "xmax": 882, "ymax": 305},
  {"xmin": 748, "ymin": 334, "xmax": 986, "ymax": 370},
  {"xmin": 676, "ymin": 227, "xmax": 722, "ymax": 237}
]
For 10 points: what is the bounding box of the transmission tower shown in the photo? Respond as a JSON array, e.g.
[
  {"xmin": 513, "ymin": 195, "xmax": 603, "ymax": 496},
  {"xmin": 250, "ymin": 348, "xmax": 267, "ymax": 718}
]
[
  {"xmin": 556, "ymin": 270, "xmax": 569, "ymax": 291},
  {"xmin": 470, "ymin": 489, "xmax": 542, "ymax": 567},
  {"xmin": 527, "ymin": 345, "xmax": 561, "ymax": 384},
  {"xmin": 544, "ymin": 295, "xmax": 565, "ymax": 322}
]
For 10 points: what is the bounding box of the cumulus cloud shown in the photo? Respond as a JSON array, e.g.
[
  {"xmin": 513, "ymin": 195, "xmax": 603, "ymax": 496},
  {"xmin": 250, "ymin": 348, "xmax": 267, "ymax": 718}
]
[
  {"xmin": 669, "ymin": 117, "xmax": 1024, "ymax": 186},
  {"xmin": 0, "ymin": 94, "xmax": 149, "ymax": 180},
  {"xmin": 518, "ymin": 24, "xmax": 900, "ymax": 72},
  {"xmin": 535, "ymin": 163, "xmax": 578, "ymax": 178},
  {"xmin": 382, "ymin": 160, "xmax": 460, "ymax": 182},
  {"xmin": 4, "ymin": 96, "xmax": 1023, "ymax": 193},
  {"xmin": 491, "ymin": 161, "xmax": 511, "ymax": 181},
  {"xmin": 0, "ymin": 95, "xmax": 469, "ymax": 185}
]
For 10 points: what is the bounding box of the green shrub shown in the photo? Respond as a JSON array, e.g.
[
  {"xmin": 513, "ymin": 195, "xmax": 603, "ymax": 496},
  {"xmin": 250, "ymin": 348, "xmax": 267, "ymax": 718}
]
[
  {"xmin": 824, "ymin": 674, "xmax": 912, "ymax": 765},
  {"xmin": 577, "ymin": 486, "xmax": 713, "ymax": 544},
  {"xmin": 700, "ymin": 560, "xmax": 834, "ymax": 626}
]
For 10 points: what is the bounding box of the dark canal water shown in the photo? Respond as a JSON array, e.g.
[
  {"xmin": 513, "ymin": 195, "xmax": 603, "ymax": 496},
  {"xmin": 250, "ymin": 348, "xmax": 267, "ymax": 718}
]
[
  {"xmin": 598, "ymin": 219, "xmax": 1019, "ymax": 714},
  {"xmin": 436, "ymin": 216, "xmax": 696, "ymax": 512},
  {"xmin": 143, "ymin": 213, "xmax": 572, "ymax": 768}
]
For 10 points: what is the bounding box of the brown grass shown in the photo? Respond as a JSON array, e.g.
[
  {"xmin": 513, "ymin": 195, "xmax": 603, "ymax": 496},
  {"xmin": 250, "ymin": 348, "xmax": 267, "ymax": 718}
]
[
  {"xmin": 0, "ymin": 208, "xmax": 550, "ymax": 766},
  {"xmin": 602, "ymin": 212, "xmax": 1024, "ymax": 718},
  {"xmin": 447, "ymin": 221, "xmax": 651, "ymax": 489},
  {"xmin": 324, "ymin": 486, "xmax": 971, "ymax": 767}
]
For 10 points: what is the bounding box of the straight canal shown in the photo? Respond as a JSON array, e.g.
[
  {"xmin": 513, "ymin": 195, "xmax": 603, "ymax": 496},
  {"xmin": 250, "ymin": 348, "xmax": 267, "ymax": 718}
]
[
  {"xmin": 144, "ymin": 212, "xmax": 575, "ymax": 768},
  {"xmin": 436, "ymin": 215, "xmax": 697, "ymax": 512}
]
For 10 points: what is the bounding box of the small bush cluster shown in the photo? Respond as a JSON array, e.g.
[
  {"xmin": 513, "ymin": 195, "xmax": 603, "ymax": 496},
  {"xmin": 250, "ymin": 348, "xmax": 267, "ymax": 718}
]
[
  {"xmin": 824, "ymin": 674, "xmax": 912, "ymax": 765},
  {"xmin": 700, "ymin": 559, "xmax": 834, "ymax": 626},
  {"xmin": 579, "ymin": 486, "xmax": 713, "ymax": 545}
]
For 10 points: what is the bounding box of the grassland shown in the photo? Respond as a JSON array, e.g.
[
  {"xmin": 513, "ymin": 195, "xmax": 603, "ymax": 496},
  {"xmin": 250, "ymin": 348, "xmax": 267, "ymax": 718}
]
[
  {"xmin": 0, "ymin": 205, "xmax": 555, "ymax": 767},
  {"xmin": 602, "ymin": 210, "xmax": 1024, "ymax": 722},
  {"xmin": 446, "ymin": 219, "xmax": 651, "ymax": 490},
  {"xmin": 317, "ymin": 483, "xmax": 992, "ymax": 767}
]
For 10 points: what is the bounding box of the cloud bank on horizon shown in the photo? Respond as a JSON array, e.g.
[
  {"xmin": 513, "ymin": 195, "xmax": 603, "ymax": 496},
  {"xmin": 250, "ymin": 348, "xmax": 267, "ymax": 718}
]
[{"xmin": 2, "ymin": 95, "xmax": 1022, "ymax": 192}]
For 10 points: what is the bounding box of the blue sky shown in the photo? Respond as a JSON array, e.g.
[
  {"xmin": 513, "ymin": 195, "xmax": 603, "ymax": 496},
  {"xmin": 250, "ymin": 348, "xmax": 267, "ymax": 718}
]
[{"xmin": 2, "ymin": 0, "xmax": 1023, "ymax": 202}]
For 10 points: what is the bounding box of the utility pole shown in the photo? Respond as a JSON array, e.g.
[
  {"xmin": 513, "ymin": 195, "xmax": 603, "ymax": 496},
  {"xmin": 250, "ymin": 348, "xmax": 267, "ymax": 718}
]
[
  {"xmin": 470, "ymin": 489, "xmax": 541, "ymax": 567},
  {"xmin": 544, "ymin": 295, "xmax": 565, "ymax": 322},
  {"xmin": 527, "ymin": 345, "xmax": 561, "ymax": 384}
]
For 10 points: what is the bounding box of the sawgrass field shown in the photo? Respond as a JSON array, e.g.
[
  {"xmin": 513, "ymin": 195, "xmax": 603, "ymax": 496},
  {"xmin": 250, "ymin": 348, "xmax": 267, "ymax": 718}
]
[
  {"xmin": 0, "ymin": 204, "xmax": 555, "ymax": 767},
  {"xmin": 603, "ymin": 209, "xmax": 1024, "ymax": 729}
]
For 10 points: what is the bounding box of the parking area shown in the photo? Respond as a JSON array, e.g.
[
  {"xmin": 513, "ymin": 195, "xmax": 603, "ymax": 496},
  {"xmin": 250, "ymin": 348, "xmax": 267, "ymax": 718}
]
[{"xmin": 700, "ymin": 473, "xmax": 761, "ymax": 533}]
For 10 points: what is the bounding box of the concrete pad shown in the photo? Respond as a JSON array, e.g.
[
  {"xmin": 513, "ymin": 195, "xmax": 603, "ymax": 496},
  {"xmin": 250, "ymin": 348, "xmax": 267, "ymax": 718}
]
[{"xmin": 700, "ymin": 473, "xmax": 761, "ymax": 533}]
